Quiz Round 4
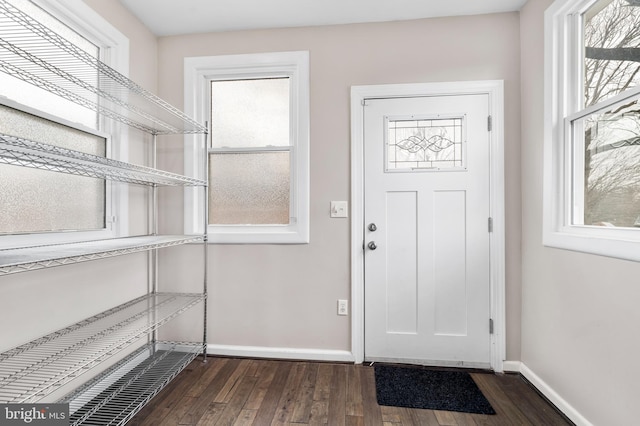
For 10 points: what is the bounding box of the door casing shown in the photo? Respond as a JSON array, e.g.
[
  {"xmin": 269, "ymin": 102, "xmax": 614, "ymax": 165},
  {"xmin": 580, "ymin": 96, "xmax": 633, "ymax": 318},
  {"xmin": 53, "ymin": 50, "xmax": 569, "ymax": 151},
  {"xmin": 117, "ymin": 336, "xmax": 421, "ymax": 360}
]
[{"xmin": 350, "ymin": 81, "xmax": 506, "ymax": 372}]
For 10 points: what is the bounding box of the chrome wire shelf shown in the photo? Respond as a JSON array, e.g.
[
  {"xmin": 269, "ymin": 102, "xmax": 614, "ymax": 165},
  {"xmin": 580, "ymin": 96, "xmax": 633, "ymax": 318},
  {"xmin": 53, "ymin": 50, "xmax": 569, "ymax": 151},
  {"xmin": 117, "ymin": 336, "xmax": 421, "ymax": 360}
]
[
  {"xmin": 0, "ymin": 294, "xmax": 205, "ymax": 404},
  {"xmin": 0, "ymin": 0, "xmax": 207, "ymax": 135},
  {"xmin": 0, "ymin": 133, "xmax": 207, "ymax": 186},
  {"xmin": 60, "ymin": 342, "xmax": 202, "ymax": 426},
  {"xmin": 0, "ymin": 235, "xmax": 204, "ymax": 276}
]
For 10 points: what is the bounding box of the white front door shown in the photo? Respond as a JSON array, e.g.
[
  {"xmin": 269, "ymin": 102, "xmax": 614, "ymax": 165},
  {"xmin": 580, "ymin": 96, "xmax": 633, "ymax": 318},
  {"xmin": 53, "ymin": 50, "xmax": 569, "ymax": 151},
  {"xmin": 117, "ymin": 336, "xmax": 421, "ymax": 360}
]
[{"xmin": 363, "ymin": 94, "xmax": 491, "ymax": 368}]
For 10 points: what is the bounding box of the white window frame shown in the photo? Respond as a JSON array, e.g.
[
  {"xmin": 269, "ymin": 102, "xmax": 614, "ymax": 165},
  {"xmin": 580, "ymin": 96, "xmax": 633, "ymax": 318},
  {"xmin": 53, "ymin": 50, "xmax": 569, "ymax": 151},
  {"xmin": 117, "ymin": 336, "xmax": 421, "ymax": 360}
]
[
  {"xmin": 544, "ymin": 0, "xmax": 640, "ymax": 262},
  {"xmin": 184, "ymin": 51, "xmax": 310, "ymax": 244},
  {"xmin": 0, "ymin": 0, "xmax": 130, "ymax": 248}
]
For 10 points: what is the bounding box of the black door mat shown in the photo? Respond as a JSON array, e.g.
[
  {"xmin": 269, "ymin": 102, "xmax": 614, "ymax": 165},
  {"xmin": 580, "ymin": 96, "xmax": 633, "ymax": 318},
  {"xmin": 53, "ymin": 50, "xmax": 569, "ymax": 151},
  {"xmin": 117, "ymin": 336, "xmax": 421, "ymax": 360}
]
[{"xmin": 374, "ymin": 364, "xmax": 496, "ymax": 415}]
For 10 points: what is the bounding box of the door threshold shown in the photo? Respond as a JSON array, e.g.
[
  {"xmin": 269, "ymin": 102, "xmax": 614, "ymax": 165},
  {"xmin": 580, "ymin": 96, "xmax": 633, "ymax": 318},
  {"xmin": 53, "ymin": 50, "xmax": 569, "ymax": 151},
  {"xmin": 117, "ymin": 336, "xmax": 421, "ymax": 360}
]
[{"xmin": 365, "ymin": 356, "xmax": 492, "ymax": 371}]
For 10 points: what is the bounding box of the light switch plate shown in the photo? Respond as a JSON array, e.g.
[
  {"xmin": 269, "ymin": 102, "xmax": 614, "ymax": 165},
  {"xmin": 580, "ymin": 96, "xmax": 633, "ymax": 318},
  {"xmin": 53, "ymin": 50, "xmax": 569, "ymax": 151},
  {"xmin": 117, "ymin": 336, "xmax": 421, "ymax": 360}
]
[{"xmin": 330, "ymin": 201, "xmax": 348, "ymax": 218}]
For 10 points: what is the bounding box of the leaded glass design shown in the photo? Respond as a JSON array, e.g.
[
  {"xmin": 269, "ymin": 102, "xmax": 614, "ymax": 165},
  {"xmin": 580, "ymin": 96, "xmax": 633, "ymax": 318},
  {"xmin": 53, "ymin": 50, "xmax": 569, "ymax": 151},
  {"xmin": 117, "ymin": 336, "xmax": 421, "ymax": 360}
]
[{"xmin": 386, "ymin": 117, "xmax": 465, "ymax": 171}]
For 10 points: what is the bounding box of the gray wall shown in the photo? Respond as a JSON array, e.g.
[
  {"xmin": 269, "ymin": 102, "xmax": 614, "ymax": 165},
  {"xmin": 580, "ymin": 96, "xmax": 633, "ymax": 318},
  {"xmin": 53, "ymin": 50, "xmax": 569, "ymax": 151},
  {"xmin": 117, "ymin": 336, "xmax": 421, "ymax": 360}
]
[
  {"xmin": 153, "ymin": 13, "xmax": 523, "ymax": 359},
  {"xmin": 520, "ymin": 0, "xmax": 640, "ymax": 424}
]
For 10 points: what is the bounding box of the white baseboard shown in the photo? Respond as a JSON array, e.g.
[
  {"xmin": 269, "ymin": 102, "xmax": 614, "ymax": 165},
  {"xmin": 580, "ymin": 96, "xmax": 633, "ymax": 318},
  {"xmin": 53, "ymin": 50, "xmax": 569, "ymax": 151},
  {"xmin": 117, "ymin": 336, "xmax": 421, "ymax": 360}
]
[
  {"xmin": 206, "ymin": 344, "xmax": 355, "ymax": 363},
  {"xmin": 502, "ymin": 360, "xmax": 522, "ymax": 373},
  {"xmin": 520, "ymin": 363, "xmax": 593, "ymax": 426}
]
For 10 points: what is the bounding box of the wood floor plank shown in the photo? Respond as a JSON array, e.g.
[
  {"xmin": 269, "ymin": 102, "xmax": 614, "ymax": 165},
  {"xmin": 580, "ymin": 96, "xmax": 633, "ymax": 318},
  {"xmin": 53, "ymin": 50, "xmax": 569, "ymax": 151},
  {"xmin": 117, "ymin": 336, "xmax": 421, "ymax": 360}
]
[
  {"xmin": 129, "ymin": 358, "xmax": 573, "ymax": 426},
  {"xmin": 194, "ymin": 402, "xmax": 226, "ymax": 426},
  {"xmin": 327, "ymin": 364, "xmax": 348, "ymax": 426},
  {"xmin": 214, "ymin": 359, "xmax": 252, "ymax": 403},
  {"xmin": 213, "ymin": 375, "xmax": 259, "ymax": 426},
  {"xmin": 308, "ymin": 400, "xmax": 329, "ymax": 424},
  {"xmin": 471, "ymin": 373, "xmax": 533, "ymax": 426},
  {"xmin": 272, "ymin": 362, "xmax": 307, "ymax": 424},
  {"xmin": 291, "ymin": 362, "xmax": 319, "ymax": 423},
  {"xmin": 346, "ymin": 414, "xmax": 365, "ymax": 426},
  {"xmin": 360, "ymin": 365, "xmax": 384, "ymax": 426},
  {"xmin": 410, "ymin": 408, "xmax": 441, "ymax": 426},
  {"xmin": 186, "ymin": 358, "xmax": 230, "ymax": 398},
  {"xmin": 346, "ymin": 364, "xmax": 364, "ymax": 417},
  {"xmin": 434, "ymin": 410, "xmax": 459, "ymax": 425},
  {"xmin": 243, "ymin": 361, "xmax": 278, "ymax": 411},
  {"xmin": 245, "ymin": 360, "xmax": 260, "ymax": 378},
  {"xmin": 179, "ymin": 358, "xmax": 242, "ymax": 425},
  {"xmin": 130, "ymin": 358, "xmax": 206, "ymax": 426},
  {"xmin": 398, "ymin": 407, "xmax": 418, "ymax": 425},
  {"xmin": 312, "ymin": 362, "xmax": 334, "ymax": 401},
  {"xmin": 494, "ymin": 373, "xmax": 570, "ymax": 426},
  {"xmin": 451, "ymin": 412, "xmax": 479, "ymax": 426},
  {"xmin": 380, "ymin": 405, "xmax": 402, "ymax": 423},
  {"xmin": 159, "ymin": 396, "xmax": 198, "ymax": 426},
  {"xmin": 232, "ymin": 409, "xmax": 257, "ymax": 426},
  {"xmin": 251, "ymin": 361, "xmax": 293, "ymax": 426}
]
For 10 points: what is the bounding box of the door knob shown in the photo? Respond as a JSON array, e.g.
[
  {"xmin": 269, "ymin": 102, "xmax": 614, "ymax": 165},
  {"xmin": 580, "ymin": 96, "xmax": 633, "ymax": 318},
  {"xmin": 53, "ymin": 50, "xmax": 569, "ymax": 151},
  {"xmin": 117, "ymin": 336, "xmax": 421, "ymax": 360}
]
[
  {"xmin": 368, "ymin": 241, "xmax": 377, "ymax": 250},
  {"xmin": 368, "ymin": 223, "xmax": 377, "ymax": 232}
]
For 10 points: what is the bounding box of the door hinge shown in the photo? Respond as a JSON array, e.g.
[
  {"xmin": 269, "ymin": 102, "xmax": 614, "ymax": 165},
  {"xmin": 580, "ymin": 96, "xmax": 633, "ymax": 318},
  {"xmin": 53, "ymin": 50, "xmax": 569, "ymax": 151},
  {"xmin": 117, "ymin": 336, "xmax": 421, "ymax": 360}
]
[
  {"xmin": 489, "ymin": 318, "xmax": 494, "ymax": 334},
  {"xmin": 487, "ymin": 115, "xmax": 492, "ymax": 132},
  {"xmin": 488, "ymin": 217, "xmax": 493, "ymax": 233}
]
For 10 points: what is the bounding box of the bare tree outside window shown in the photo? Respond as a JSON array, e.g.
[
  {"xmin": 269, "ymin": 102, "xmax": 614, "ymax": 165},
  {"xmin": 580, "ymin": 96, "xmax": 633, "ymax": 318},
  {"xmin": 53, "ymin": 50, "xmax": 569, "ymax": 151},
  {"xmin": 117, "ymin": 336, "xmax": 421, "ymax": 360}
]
[{"xmin": 582, "ymin": 0, "xmax": 640, "ymax": 227}]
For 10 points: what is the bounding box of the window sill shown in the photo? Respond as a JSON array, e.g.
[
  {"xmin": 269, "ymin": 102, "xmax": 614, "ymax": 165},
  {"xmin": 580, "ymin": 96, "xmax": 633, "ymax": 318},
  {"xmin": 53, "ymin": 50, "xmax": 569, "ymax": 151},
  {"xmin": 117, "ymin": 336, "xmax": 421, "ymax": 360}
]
[
  {"xmin": 208, "ymin": 225, "xmax": 309, "ymax": 244},
  {"xmin": 543, "ymin": 228, "xmax": 640, "ymax": 262}
]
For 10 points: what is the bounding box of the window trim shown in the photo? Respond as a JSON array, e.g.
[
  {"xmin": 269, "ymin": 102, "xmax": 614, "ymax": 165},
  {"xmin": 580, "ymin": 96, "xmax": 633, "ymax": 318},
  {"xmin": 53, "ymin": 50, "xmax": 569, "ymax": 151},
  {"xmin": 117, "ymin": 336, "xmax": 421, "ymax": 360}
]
[
  {"xmin": 544, "ymin": 0, "xmax": 640, "ymax": 262},
  {"xmin": 0, "ymin": 0, "xmax": 130, "ymax": 247},
  {"xmin": 184, "ymin": 51, "xmax": 310, "ymax": 244}
]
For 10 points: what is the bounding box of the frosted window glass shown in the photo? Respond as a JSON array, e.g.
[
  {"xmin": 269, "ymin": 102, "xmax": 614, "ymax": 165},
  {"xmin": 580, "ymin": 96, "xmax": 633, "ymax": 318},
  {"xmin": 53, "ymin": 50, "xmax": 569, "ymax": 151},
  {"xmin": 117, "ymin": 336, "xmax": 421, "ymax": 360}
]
[
  {"xmin": 209, "ymin": 152, "xmax": 290, "ymax": 225},
  {"xmin": 211, "ymin": 78, "xmax": 290, "ymax": 148},
  {"xmin": 0, "ymin": 105, "xmax": 106, "ymax": 234}
]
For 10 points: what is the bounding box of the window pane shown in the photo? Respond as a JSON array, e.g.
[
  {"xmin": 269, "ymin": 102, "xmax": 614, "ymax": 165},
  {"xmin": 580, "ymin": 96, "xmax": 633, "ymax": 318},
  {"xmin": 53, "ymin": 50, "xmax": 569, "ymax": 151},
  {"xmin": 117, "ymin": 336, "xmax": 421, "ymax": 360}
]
[
  {"xmin": 386, "ymin": 117, "xmax": 464, "ymax": 171},
  {"xmin": 211, "ymin": 78, "xmax": 290, "ymax": 148},
  {"xmin": 0, "ymin": 0, "xmax": 100, "ymax": 129},
  {"xmin": 0, "ymin": 105, "xmax": 106, "ymax": 234},
  {"xmin": 572, "ymin": 97, "xmax": 640, "ymax": 227},
  {"xmin": 583, "ymin": 0, "xmax": 640, "ymax": 107},
  {"xmin": 209, "ymin": 152, "xmax": 290, "ymax": 225}
]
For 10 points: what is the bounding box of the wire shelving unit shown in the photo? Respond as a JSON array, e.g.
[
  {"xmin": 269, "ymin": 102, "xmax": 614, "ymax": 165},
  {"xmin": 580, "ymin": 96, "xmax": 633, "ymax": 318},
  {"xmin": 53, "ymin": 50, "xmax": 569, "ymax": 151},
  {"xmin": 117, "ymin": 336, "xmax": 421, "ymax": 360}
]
[
  {"xmin": 0, "ymin": 0, "xmax": 210, "ymax": 424},
  {"xmin": 0, "ymin": 294, "xmax": 204, "ymax": 404},
  {"xmin": 0, "ymin": 235, "xmax": 204, "ymax": 275},
  {"xmin": 61, "ymin": 342, "xmax": 203, "ymax": 426},
  {"xmin": 0, "ymin": 0, "xmax": 207, "ymax": 135},
  {"xmin": 0, "ymin": 133, "xmax": 207, "ymax": 186}
]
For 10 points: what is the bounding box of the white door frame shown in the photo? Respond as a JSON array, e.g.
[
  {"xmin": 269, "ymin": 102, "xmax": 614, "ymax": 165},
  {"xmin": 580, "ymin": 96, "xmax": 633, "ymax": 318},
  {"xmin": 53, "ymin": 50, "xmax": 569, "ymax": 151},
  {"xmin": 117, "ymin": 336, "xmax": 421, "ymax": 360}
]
[{"xmin": 350, "ymin": 80, "xmax": 506, "ymax": 372}]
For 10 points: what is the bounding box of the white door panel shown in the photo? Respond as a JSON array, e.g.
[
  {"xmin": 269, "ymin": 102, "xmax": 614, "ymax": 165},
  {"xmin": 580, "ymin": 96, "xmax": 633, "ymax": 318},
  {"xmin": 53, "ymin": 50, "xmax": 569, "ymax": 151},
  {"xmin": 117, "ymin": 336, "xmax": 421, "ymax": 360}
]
[{"xmin": 364, "ymin": 94, "xmax": 491, "ymax": 367}]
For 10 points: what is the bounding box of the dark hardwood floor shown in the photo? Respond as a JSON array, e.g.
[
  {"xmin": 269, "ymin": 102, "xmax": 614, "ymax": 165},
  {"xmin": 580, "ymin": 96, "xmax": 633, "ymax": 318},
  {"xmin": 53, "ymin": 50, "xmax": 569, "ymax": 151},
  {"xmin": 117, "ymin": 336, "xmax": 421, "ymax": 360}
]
[{"xmin": 129, "ymin": 356, "xmax": 572, "ymax": 426}]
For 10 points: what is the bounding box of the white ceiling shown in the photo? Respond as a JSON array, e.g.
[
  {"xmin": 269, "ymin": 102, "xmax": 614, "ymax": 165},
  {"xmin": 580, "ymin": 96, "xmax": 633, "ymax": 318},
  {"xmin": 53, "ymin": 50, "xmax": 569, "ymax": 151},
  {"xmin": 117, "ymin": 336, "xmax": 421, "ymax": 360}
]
[{"xmin": 119, "ymin": 0, "xmax": 528, "ymax": 36}]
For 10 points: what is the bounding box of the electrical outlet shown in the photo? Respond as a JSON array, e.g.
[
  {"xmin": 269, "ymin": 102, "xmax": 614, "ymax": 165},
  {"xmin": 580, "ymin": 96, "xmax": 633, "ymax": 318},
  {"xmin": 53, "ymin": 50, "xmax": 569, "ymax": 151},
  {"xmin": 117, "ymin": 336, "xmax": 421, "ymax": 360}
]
[{"xmin": 337, "ymin": 299, "xmax": 348, "ymax": 316}]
